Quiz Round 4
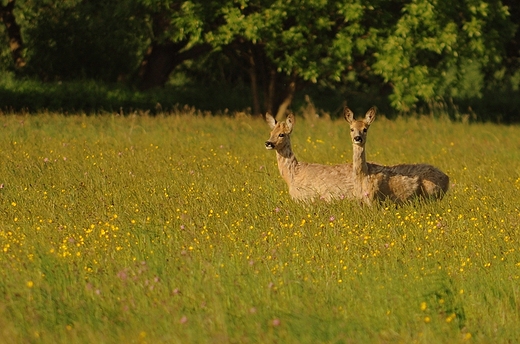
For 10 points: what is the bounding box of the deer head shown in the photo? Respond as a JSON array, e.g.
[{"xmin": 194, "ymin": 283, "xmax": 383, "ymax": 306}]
[
  {"xmin": 344, "ymin": 107, "xmax": 376, "ymax": 147},
  {"xmin": 265, "ymin": 113, "xmax": 295, "ymax": 150}
]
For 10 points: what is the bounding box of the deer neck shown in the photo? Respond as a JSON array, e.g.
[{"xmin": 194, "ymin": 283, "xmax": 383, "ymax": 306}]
[
  {"xmin": 352, "ymin": 144, "xmax": 368, "ymax": 177},
  {"xmin": 275, "ymin": 142, "xmax": 298, "ymax": 185}
]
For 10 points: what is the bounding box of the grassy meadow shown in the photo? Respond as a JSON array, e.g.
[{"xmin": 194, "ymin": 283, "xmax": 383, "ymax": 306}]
[{"xmin": 0, "ymin": 109, "xmax": 519, "ymax": 343}]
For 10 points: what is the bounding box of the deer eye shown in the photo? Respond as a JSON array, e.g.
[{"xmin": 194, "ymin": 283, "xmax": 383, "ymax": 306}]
[
  {"xmin": 278, "ymin": 133, "xmax": 285, "ymax": 137},
  {"xmin": 363, "ymin": 128, "xmax": 368, "ymax": 133},
  {"xmin": 350, "ymin": 128, "xmax": 354, "ymax": 132}
]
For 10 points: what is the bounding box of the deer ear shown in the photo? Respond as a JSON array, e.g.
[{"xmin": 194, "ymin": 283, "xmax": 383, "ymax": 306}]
[
  {"xmin": 343, "ymin": 107, "xmax": 355, "ymax": 123},
  {"xmin": 364, "ymin": 107, "xmax": 377, "ymax": 125},
  {"xmin": 285, "ymin": 113, "xmax": 295, "ymax": 133},
  {"xmin": 265, "ymin": 113, "xmax": 276, "ymax": 129}
]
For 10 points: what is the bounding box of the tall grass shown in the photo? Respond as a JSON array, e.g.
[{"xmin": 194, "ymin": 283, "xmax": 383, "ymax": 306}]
[{"xmin": 0, "ymin": 110, "xmax": 519, "ymax": 343}]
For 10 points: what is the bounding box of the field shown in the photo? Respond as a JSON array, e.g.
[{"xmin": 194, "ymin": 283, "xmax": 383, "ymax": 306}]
[{"xmin": 0, "ymin": 110, "xmax": 519, "ymax": 343}]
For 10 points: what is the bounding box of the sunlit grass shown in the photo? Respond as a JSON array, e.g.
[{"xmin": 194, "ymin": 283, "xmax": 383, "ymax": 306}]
[{"xmin": 0, "ymin": 110, "xmax": 519, "ymax": 343}]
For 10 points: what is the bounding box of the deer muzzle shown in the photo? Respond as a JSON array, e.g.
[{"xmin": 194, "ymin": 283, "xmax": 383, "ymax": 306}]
[
  {"xmin": 265, "ymin": 141, "xmax": 275, "ymax": 149},
  {"xmin": 353, "ymin": 136, "xmax": 363, "ymax": 144}
]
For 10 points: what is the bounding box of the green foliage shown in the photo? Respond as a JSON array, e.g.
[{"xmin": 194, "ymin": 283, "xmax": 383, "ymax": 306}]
[
  {"xmin": 373, "ymin": 0, "xmax": 514, "ymax": 111},
  {"xmin": 1, "ymin": 0, "xmax": 519, "ymax": 120},
  {"xmin": 0, "ymin": 112, "xmax": 519, "ymax": 342},
  {"xmin": 16, "ymin": 0, "xmax": 149, "ymax": 81},
  {"xmin": 210, "ymin": 0, "xmax": 368, "ymax": 83}
]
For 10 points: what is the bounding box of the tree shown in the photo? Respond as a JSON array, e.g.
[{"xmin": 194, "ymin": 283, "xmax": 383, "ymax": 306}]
[
  {"xmin": 0, "ymin": 0, "xmax": 25, "ymax": 69},
  {"xmin": 207, "ymin": 0, "xmax": 516, "ymax": 116},
  {"xmin": 136, "ymin": 1, "xmax": 213, "ymax": 90},
  {"xmin": 133, "ymin": 0, "xmax": 380, "ymax": 116},
  {"xmin": 1, "ymin": 0, "xmax": 517, "ymax": 119},
  {"xmin": 208, "ymin": 0, "xmax": 373, "ymax": 117},
  {"xmin": 1, "ymin": 0, "xmax": 150, "ymax": 81},
  {"xmin": 372, "ymin": 0, "xmax": 515, "ymax": 111}
]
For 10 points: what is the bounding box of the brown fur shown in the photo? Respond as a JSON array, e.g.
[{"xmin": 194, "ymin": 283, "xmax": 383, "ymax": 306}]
[
  {"xmin": 265, "ymin": 113, "xmax": 355, "ymax": 202},
  {"xmin": 344, "ymin": 107, "xmax": 449, "ymax": 205}
]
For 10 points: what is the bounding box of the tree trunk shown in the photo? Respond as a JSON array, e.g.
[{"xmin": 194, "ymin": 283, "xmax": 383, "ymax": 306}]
[
  {"xmin": 244, "ymin": 47, "xmax": 261, "ymax": 116},
  {"xmin": 275, "ymin": 75, "xmax": 297, "ymax": 120},
  {"xmin": 0, "ymin": 0, "xmax": 25, "ymax": 69},
  {"xmin": 263, "ymin": 69, "xmax": 300, "ymax": 120},
  {"xmin": 138, "ymin": 41, "xmax": 211, "ymax": 90},
  {"xmin": 248, "ymin": 65, "xmax": 261, "ymax": 116},
  {"xmin": 223, "ymin": 42, "xmax": 264, "ymax": 116},
  {"xmin": 265, "ymin": 69, "xmax": 277, "ymax": 117}
]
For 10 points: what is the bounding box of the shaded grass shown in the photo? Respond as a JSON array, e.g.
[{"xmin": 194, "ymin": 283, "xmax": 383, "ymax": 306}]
[
  {"xmin": 0, "ymin": 75, "xmax": 253, "ymax": 114},
  {"xmin": 0, "ymin": 111, "xmax": 519, "ymax": 343}
]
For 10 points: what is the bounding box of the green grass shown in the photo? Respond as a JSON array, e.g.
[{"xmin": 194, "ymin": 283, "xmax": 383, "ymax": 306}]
[{"xmin": 0, "ymin": 110, "xmax": 519, "ymax": 343}]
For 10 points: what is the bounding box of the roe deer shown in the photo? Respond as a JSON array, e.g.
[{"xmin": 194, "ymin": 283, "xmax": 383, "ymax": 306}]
[
  {"xmin": 265, "ymin": 113, "xmax": 355, "ymax": 202},
  {"xmin": 344, "ymin": 107, "xmax": 449, "ymax": 205}
]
